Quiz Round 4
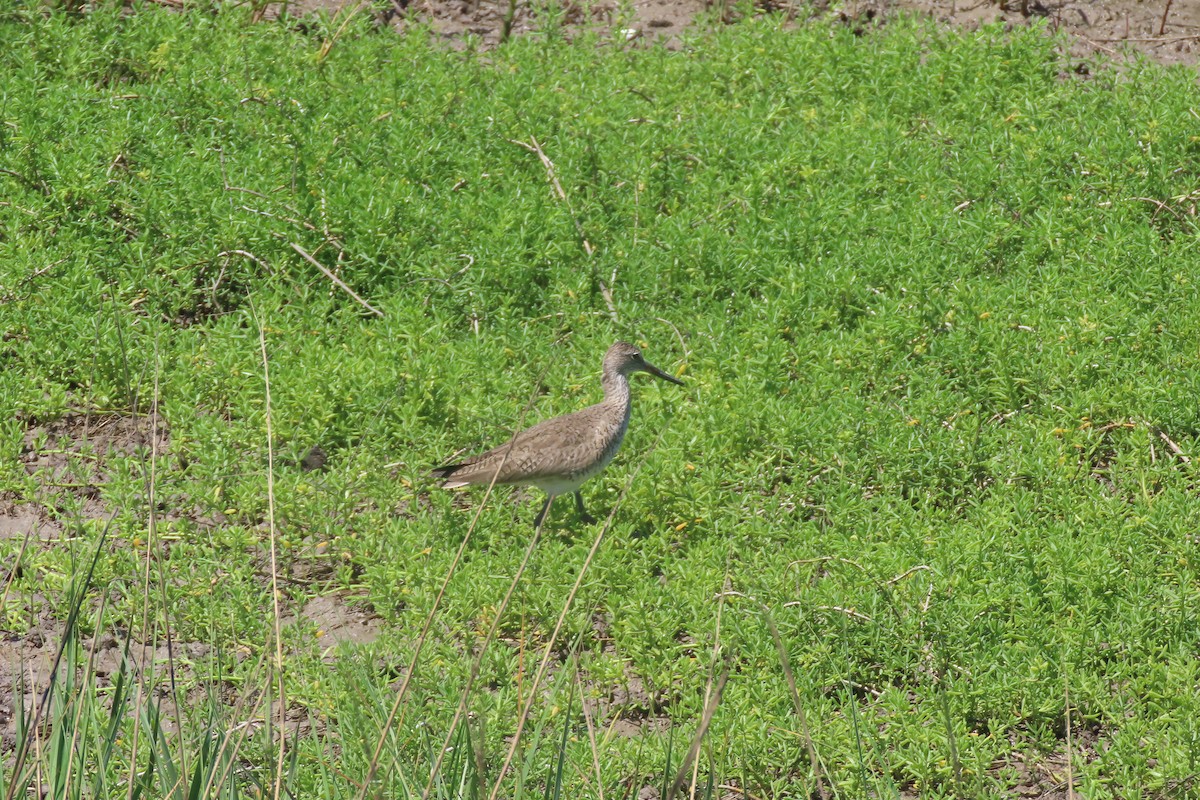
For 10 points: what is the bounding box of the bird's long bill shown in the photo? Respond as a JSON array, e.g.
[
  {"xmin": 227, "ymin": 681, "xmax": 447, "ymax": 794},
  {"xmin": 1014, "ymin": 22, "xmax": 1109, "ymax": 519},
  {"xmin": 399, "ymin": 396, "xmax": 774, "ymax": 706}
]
[{"xmin": 643, "ymin": 360, "xmax": 685, "ymax": 385}]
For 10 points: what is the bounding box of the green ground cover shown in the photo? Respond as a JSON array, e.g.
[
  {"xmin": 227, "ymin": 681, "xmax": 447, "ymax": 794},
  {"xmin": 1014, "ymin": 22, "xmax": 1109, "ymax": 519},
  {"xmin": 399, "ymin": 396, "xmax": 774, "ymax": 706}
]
[{"xmin": 2, "ymin": 4, "xmax": 1200, "ymax": 797}]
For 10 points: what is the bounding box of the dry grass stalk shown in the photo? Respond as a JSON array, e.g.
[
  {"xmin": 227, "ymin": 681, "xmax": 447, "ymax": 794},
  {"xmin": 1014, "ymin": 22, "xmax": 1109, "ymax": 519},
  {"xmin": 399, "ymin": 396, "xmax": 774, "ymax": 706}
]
[{"xmin": 485, "ymin": 425, "xmax": 671, "ymax": 800}]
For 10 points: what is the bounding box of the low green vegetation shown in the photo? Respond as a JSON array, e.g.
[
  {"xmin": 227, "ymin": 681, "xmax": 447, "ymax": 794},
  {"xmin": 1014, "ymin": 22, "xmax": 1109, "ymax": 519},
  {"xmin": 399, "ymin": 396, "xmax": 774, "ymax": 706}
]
[{"xmin": 2, "ymin": 3, "xmax": 1199, "ymax": 797}]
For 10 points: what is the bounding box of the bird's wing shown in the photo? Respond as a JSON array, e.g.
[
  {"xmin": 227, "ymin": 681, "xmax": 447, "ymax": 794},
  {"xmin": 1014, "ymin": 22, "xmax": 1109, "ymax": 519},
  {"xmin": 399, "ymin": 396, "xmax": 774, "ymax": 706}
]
[{"xmin": 437, "ymin": 406, "xmax": 604, "ymax": 486}]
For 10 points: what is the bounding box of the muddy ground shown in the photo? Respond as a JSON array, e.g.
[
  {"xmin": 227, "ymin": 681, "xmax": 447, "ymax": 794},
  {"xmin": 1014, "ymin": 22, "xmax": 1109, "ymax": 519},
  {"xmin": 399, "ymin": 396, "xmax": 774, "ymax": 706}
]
[
  {"xmin": 0, "ymin": 407, "xmax": 384, "ymax": 743},
  {"xmin": 282, "ymin": 0, "xmax": 1200, "ymax": 68}
]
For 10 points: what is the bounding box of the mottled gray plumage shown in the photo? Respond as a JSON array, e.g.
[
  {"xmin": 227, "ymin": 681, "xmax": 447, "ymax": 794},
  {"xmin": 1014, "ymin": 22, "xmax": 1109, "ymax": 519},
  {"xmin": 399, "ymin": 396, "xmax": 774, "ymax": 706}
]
[{"xmin": 432, "ymin": 341, "xmax": 684, "ymax": 526}]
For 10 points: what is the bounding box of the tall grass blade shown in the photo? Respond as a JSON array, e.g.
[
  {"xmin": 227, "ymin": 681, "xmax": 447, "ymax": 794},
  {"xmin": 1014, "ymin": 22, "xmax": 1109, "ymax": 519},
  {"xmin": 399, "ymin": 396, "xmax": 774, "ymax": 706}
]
[
  {"xmin": 666, "ymin": 664, "xmax": 728, "ymax": 800},
  {"xmin": 3, "ymin": 512, "xmax": 118, "ymax": 800},
  {"xmin": 761, "ymin": 606, "xmax": 828, "ymax": 800},
  {"xmin": 544, "ymin": 668, "xmax": 576, "ymax": 800}
]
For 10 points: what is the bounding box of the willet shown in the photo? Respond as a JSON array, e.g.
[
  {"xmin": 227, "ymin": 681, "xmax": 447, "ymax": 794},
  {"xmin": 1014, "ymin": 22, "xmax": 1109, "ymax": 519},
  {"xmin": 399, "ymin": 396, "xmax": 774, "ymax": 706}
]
[{"xmin": 432, "ymin": 341, "xmax": 684, "ymax": 527}]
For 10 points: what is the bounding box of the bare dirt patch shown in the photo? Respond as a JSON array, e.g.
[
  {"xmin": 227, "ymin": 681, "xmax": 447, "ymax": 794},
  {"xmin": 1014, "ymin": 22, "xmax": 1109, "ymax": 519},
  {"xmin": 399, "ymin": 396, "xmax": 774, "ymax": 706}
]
[
  {"xmin": 0, "ymin": 590, "xmax": 363, "ymax": 760},
  {"xmin": 869, "ymin": 0, "xmax": 1200, "ymax": 69},
  {"xmin": 588, "ymin": 671, "xmax": 674, "ymax": 736},
  {"xmin": 991, "ymin": 723, "xmax": 1105, "ymax": 799},
  {"xmin": 285, "ymin": 593, "xmax": 383, "ymax": 652},
  {"xmin": 284, "ymin": 0, "xmax": 1200, "ymax": 67},
  {"xmin": 20, "ymin": 409, "xmax": 169, "ymax": 484},
  {"xmin": 582, "ymin": 612, "xmax": 674, "ymax": 736},
  {"xmin": 7, "ymin": 409, "xmax": 168, "ymax": 538},
  {"xmin": 0, "ymin": 615, "xmax": 242, "ymax": 757},
  {"xmin": 290, "ymin": 0, "xmax": 706, "ymax": 47},
  {"xmin": 0, "ymin": 608, "xmax": 57, "ymax": 754},
  {"xmin": 0, "ymin": 604, "xmax": 202, "ymax": 752},
  {"xmin": 0, "ymin": 503, "xmax": 51, "ymax": 542},
  {"xmin": 2, "ymin": 408, "xmax": 174, "ymax": 754},
  {"xmin": 0, "ymin": 495, "xmax": 110, "ymax": 542}
]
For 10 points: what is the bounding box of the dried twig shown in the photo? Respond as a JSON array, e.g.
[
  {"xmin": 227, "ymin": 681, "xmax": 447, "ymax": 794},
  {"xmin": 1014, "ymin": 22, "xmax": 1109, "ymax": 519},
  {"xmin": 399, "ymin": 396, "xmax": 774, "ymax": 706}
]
[
  {"xmin": 255, "ymin": 313, "xmax": 290, "ymax": 800},
  {"xmin": 510, "ymin": 136, "xmax": 595, "ymax": 257},
  {"xmin": 1159, "ymin": 0, "xmax": 1173, "ymax": 36},
  {"xmin": 0, "ymin": 167, "xmax": 50, "ymax": 195},
  {"xmin": 843, "ymin": 678, "xmax": 882, "ymax": 698},
  {"xmin": 239, "ymin": 197, "xmax": 348, "ymax": 256},
  {"xmin": 239, "ymin": 204, "xmax": 318, "ymax": 232},
  {"xmin": 0, "ymin": 201, "xmax": 36, "ymax": 216},
  {"xmin": 599, "ymin": 280, "xmax": 619, "ymax": 324},
  {"xmin": 652, "ymin": 317, "xmax": 691, "ymax": 360},
  {"xmin": 810, "ymin": 604, "xmax": 873, "ymax": 623},
  {"xmin": 1064, "ymin": 672, "xmax": 1075, "ymax": 800},
  {"xmin": 317, "ymin": 1, "xmax": 368, "ymax": 63},
  {"xmin": 218, "ymin": 149, "xmax": 269, "ymax": 199},
  {"xmin": 218, "ymin": 249, "xmax": 273, "ymax": 273},
  {"xmin": 886, "ymin": 564, "xmax": 933, "ymax": 585},
  {"xmin": 0, "ymin": 258, "xmax": 68, "ymax": 306},
  {"xmin": 689, "ymin": 570, "xmax": 730, "ymax": 800},
  {"xmin": 1130, "ymin": 196, "xmax": 1184, "ymax": 222},
  {"xmin": 290, "ymin": 242, "xmax": 384, "ymax": 317},
  {"xmin": 1076, "ymin": 35, "xmax": 1120, "ymax": 55},
  {"xmin": 1156, "ymin": 429, "xmax": 1191, "ymax": 464},
  {"xmin": 1093, "ymin": 33, "xmax": 1200, "ymax": 44},
  {"xmin": 577, "ymin": 669, "xmax": 605, "ymax": 800}
]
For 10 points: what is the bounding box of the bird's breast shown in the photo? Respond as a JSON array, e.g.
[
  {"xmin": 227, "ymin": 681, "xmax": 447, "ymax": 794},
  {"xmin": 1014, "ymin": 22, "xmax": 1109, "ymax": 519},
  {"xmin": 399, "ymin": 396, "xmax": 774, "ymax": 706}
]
[{"xmin": 531, "ymin": 408, "xmax": 630, "ymax": 495}]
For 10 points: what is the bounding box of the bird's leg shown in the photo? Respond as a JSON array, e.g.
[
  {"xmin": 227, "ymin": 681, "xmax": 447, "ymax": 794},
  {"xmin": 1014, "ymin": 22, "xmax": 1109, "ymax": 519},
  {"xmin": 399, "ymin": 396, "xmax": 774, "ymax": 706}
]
[
  {"xmin": 574, "ymin": 491, "xmax": 596, "ymax": 524},
  {"xmin": 534, "ymin": 495, "xmax": 555, "ymax": 529}
]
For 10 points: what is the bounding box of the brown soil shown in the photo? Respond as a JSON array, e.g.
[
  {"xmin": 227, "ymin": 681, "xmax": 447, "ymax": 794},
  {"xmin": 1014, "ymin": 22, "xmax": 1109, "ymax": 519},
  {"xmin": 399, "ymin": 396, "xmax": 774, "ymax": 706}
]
[
  {"xmin": 0, "ymin": 608, "xmax": 57, "ymax": 754},
  {"xmin": 283, "ymin": 594, "xmax": 383, "ymax": 651},
  {"xmin": 0, "ymin": 504, "xmax": 52, "ymax": 542},
  {"xmin": 876, "ymin": 0, "xmax": 1200, "ymax": 69},
  {"xmin": 994, "ymin": 723, "xmax": 1105, "ymax": 799},
  {"xmin": 582, "ymin": 612, "xmax": 675, "ymax": 737},
  {"xmin": 20, "ymin": 410, "xmax": 169, "ymax": 483},
  {"xmin": 283, "ymin": 0, "xmax": 1200, "ymax": 67},
  {"xmin": 0, "ymin": 407, "xmax": 366, "ymax": 759}
]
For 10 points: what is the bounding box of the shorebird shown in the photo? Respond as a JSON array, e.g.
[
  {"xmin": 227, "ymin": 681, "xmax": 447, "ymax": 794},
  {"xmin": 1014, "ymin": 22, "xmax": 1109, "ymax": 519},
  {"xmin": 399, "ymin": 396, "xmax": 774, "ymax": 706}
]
[{"xmin": 432, "ymin": 341, "xmax": 684, "ymax": 527}]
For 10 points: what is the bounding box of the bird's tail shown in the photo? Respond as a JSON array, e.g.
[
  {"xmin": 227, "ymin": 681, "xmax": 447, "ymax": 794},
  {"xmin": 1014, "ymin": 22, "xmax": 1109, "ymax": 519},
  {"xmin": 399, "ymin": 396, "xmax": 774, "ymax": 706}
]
[{"xmin": 430, "ymin": 463, "xmax": 470, "ymax": 489}]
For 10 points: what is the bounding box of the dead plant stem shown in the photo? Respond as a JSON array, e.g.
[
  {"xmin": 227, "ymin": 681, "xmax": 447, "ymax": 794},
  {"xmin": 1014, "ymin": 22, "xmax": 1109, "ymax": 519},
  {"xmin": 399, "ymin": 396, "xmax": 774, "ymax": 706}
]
[
  {"xmin": 763, "ymin": 609, "xmax": 828, "ymax": 800},
  {"xmin": 420, "ymin": 522, "xmax": 546, "ymax": 800},
  {"xmin": 486, "ymin": 425, "xmax": 671, "ymax": 800},
  {"xmin": 291, "ymin": 242, "xmax": 384, "ymax": 317},
  {"xmin": 358, "ymin": 352, "xmax": 562, "ymax": 800},
  {"xmin": 257, "ymin": 315, "xmax": 289, "ymax": 800},
  {"xmin": 511, "ymin": 136, "xmax": 595, "ymax": 257},
  {"xmin": 1159, "ymin": 0, "xmax": 1173, "ymax": 36}
]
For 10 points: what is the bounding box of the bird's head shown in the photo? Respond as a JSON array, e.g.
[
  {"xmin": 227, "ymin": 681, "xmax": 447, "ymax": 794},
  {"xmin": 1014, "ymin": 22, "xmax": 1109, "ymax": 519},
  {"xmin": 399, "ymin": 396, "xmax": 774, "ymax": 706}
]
[{"xmin": 605, "ymin": 341, "xmax": 684, "ymax": 385}]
